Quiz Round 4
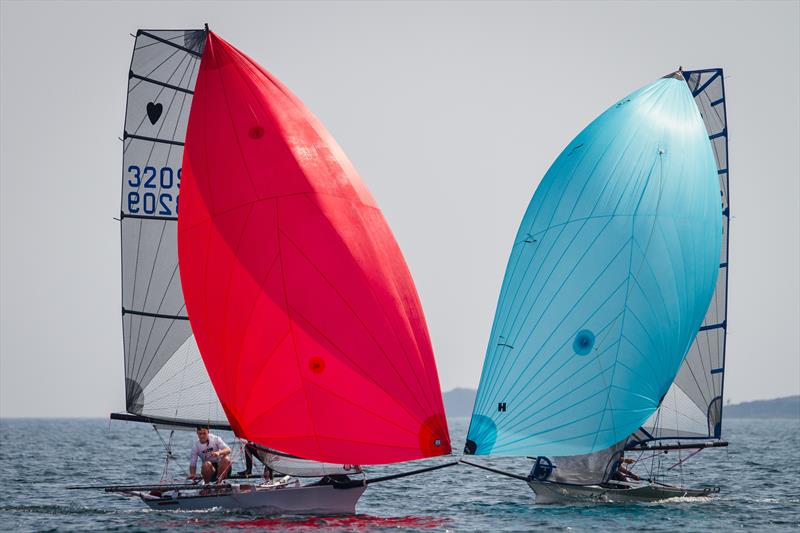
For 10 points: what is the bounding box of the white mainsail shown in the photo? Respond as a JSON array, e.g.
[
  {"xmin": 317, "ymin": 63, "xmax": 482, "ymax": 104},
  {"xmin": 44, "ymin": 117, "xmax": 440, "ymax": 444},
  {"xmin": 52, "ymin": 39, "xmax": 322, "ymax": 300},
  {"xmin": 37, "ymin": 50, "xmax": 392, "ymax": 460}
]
[
  {"xmin": 119, "ymin": 29, "xmax": 225, "ymax": 427},
  {"xmin": 642, "ymin": 68, "xmax": 730, "ymax": 441}
]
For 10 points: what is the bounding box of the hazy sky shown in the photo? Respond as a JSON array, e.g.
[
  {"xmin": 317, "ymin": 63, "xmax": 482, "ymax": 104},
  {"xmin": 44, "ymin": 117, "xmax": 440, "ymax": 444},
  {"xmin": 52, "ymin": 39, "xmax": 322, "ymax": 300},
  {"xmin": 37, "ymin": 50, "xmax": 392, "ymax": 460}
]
[{"xmin": 1, "ymin": 1, "xmax": 798, "ymax": 417}]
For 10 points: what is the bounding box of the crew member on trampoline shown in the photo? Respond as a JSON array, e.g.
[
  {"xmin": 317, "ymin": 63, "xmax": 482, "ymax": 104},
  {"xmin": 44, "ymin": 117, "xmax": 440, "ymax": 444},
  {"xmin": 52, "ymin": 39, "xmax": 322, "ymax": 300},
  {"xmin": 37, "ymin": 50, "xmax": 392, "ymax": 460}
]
[
  {"xmin": 611, "ymin": 452, "xmax": 641, "ymax": 483},
  {"xmin": 188, "ymin": 426, "xmax": 232, "ymax": 484}
]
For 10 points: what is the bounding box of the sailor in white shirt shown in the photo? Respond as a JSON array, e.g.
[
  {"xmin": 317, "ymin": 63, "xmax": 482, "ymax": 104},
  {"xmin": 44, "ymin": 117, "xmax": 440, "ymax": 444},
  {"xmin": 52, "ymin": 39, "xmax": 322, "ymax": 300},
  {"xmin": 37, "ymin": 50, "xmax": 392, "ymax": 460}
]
[{"xmin": 188, "ymin": 426, "xmax": 232, "ymax": 484}]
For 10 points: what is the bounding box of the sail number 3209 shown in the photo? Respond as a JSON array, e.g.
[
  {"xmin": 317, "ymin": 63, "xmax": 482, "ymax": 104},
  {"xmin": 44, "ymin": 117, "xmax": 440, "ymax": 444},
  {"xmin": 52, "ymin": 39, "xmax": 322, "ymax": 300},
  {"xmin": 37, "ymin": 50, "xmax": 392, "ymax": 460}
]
[{"xmin": 127, "ymin": 165, "xmax": 180, "ymax": 216}]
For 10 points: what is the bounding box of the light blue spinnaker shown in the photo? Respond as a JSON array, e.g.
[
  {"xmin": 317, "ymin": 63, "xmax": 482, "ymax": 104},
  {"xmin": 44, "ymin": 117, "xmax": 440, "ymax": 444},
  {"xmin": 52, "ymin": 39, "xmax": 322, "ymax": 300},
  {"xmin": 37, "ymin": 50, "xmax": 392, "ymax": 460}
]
[{"xmin": 466, "ymin": 73, "xmax": 722, "ymax": 458}]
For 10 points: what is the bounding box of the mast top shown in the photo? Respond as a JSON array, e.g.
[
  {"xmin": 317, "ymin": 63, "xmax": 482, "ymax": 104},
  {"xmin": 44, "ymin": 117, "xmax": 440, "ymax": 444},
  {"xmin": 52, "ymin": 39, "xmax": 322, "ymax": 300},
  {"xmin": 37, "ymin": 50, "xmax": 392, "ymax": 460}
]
[{"xmin": 663, "ymin": 67, "xmax": 685, "ymax": 80}]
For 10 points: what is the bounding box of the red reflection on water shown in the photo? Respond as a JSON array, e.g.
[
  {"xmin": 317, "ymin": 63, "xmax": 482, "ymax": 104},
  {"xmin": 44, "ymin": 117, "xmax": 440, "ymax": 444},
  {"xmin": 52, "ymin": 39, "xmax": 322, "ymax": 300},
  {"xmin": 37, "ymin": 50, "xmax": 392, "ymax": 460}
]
[{"xmin": 153, "ymin": 514, "xmax": 448, "ymax": 532}]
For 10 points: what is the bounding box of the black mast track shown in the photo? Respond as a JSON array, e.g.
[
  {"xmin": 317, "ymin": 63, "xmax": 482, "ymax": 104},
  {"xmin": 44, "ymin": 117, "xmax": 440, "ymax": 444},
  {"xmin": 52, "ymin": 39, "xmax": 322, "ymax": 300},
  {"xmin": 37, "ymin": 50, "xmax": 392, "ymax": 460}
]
[{"xmin": 138, "ymin": 31, "xmax": 203, "ymax": 57}]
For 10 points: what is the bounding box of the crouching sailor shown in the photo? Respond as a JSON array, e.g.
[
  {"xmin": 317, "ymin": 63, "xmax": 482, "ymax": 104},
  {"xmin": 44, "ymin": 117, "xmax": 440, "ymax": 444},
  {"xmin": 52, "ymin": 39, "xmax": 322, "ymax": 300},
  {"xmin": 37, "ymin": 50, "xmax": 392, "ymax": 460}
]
[{"xmin": 188, "ymin": 426, "xmax": 232, "ymax": 484}]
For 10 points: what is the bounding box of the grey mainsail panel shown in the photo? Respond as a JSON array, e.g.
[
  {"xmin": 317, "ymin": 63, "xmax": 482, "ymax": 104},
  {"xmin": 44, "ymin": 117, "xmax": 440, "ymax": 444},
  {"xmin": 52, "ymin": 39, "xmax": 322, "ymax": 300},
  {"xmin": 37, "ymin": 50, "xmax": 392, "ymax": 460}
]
[
  {"xmin": 120, "ymin": 29, "xmax": 225, "ymax": 425},
  {"xmin": 251, "ymin": 447, "xmax": 365, "ymax": 478},
  {"xmin": 539, "ymin": 440, "xmax": 626, "ymax": 485},
  {"xmin": 643, "ymin": 69, "xmax": 729, "ymax": 439}
]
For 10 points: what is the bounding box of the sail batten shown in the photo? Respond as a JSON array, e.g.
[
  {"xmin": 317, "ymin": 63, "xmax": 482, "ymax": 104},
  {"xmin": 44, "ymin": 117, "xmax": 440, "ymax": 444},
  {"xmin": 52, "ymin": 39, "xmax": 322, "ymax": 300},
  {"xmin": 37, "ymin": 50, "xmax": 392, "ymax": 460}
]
[{"xmin": 467, "ymin": 74, "xmax": 722, "ymax": 458}]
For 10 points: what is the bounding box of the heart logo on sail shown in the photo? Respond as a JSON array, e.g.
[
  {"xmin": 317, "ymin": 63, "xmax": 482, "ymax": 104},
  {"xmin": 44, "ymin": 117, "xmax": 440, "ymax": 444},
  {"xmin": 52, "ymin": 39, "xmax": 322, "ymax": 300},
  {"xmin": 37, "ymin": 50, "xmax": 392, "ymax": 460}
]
[{"xmin": 146, "ymin": 102, "xmax": 163, "ymax": 125}]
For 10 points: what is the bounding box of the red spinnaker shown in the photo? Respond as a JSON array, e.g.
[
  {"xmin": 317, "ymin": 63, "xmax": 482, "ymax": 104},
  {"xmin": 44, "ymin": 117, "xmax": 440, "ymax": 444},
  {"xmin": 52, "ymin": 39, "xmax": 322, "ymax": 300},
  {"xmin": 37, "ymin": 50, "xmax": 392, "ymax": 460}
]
[{"xmin": 177, "ymin": 32, "xmax": 450, "ymax": 465}]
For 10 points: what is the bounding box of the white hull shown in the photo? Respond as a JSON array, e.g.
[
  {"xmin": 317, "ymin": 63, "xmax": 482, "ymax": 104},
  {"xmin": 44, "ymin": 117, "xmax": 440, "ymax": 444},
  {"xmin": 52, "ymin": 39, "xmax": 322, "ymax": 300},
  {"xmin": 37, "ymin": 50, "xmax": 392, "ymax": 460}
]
[
  {"xmin": 528, "ymin": 480, "xmax": 718, "ymax": 504},
  {"xmin": 138, "ymin": 483, "xmax": 367, "ymax": 514}
]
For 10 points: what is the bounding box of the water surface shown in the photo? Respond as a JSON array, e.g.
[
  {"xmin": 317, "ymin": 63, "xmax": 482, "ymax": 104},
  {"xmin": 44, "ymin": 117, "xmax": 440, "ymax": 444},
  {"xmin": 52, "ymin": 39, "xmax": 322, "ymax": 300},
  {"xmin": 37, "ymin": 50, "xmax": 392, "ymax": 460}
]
[{"xmin": 0, "ymin": 417, "xmax": 797, "ymax": 531}]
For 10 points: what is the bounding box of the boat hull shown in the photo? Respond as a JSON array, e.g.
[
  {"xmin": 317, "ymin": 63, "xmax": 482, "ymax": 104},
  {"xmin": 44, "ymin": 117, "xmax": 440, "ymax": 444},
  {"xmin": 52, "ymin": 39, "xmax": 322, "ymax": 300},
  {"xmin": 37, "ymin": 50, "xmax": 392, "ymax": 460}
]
[
  {"xmin": 138, "ymin": 483, "xmax": 367, "ymax": 513},
  {"xmin": 528, "ymin": 480, "xmax": 718, "ymax": 504}
]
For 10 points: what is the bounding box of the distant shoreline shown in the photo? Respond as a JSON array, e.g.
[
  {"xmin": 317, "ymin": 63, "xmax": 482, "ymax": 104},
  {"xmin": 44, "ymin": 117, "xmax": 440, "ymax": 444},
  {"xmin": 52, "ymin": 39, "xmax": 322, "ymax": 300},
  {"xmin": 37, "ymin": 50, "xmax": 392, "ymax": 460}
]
[
  {"xmin": 722, "ymin": 395, "xmax": 800, "ymax": 419},
  {"xmin": 2, "ymin": 393, "xmax": 798, "ymax": 420},
  {"xmin": 441, "ymin": 388, "xmax": 800, "ymax": 419}
]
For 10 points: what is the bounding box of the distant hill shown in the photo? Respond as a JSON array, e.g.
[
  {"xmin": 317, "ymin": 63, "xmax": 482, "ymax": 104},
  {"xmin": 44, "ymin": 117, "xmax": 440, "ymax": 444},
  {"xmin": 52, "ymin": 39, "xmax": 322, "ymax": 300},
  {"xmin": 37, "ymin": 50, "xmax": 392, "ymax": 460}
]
[
  {"xmin": 442, "ymin": 389, "xmax": 800, "ymax": 420},
  {"xmin": 443, "ymin": 388, "xmax": 477, "ymax": 417},
  {"xmin": 724, "ymin": 396, "xmax": 800, "ymax": 419}
]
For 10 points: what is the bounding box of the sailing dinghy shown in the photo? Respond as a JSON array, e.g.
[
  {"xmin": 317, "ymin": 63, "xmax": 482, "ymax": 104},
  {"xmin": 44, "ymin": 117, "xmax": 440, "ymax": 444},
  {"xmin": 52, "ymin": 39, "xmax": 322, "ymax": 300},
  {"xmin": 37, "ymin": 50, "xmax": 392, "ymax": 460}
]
[
  {"xmin": 81, "ymin": 26, "xmax": 453, "ymax": 513},
  {"xmin": 463, "ymin": 69, "xmax": 731, "ymax": 504}
]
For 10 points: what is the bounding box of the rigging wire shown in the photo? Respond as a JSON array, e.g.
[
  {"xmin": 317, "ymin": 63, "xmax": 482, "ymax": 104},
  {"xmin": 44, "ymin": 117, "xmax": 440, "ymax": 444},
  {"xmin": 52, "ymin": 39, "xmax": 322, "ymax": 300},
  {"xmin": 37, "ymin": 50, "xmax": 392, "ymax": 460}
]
[
  {"xmin": 153, "ymin": 427, "xmax": 176, "ymax": 481},
  {"xmin": 668, "ymin": 448, "xmax": 703, "ymax": 472}
]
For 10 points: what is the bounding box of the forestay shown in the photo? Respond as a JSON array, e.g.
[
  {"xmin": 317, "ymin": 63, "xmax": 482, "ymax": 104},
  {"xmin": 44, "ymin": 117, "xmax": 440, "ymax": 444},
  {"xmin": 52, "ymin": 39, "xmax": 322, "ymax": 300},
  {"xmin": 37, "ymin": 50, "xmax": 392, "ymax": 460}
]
[
  {"xmin": 119, "ymin": 29, "xmax": 226, "ymax": 427},
  {"xmin": 466, "ymin": 73, "xmax": 722, "ymax": 458},
  {"xmin": 642, "ymin": 69, "xmax": 730, "ymax": 440}
]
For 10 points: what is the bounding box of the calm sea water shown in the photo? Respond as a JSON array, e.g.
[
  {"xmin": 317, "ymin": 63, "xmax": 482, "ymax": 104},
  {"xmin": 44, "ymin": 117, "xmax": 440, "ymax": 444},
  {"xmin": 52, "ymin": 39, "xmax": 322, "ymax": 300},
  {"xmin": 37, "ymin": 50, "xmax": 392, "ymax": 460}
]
[{"xmin": 0, "ymin": 417, "xmax": 797, "ymax": 532}]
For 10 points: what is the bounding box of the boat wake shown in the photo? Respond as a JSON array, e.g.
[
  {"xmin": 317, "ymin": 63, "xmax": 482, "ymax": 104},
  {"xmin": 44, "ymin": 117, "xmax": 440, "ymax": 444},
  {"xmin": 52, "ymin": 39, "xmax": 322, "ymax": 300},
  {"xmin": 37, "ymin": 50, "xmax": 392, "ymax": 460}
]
[{"xmin": 644, "ymin": 496, "xmax": 714, "ymax": 505}]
